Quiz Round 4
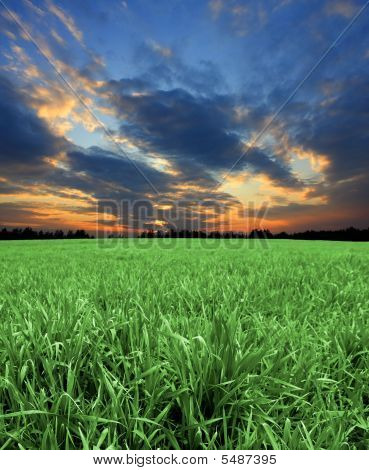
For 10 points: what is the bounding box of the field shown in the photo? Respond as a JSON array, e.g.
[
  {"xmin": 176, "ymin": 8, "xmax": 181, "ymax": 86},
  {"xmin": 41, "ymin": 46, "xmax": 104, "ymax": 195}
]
[{"xmin": 0, "ymin": 238, "xmax": 368, "ymax": 450}]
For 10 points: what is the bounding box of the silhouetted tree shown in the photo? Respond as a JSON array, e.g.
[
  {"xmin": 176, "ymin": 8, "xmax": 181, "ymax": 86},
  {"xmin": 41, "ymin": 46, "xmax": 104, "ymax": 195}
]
[
  {"xmin": 0, "ymin": 227, "xmax": 93, "ymax": 240},
  {"xmin": 1, "ymin": 226, "xmax": 368, "ymax": 241}
]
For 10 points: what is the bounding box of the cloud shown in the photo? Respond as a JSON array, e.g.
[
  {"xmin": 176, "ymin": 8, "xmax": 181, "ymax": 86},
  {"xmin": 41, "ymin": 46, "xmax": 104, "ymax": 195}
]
[
  {"xmin": 66, "ymin": 146, "xmax": 173, "ymax": 198},
  {"xmin": 325, "ymin": 0, "xmax": 358, "ymax": 18},
  {"xmin": 53, "ymin": 145, "xmax": 242, "ymax": 231},
  {"xmin": 289, "ymin": 75, "xmax": 369, "ymax": 183},
  {"xmin": 149, "ymin": 40, "xmax": 173, "ymax": 58},
  {"xmin": 0, "ymin": 72, "xmax": 239, "ymax": 230},
  {"xmin": 0, "ymin": 75, "xmax": 64, "ymax": 169},
  {"xmin": 2, "ymin": 0, "xmax": 368, "ymax": 232},
  {"xmin": 208, "ymin": 0, "xmax": 267, "ymax": 36},
  {"xmin": 102, "ymin": 80, "xmax": 301, "ymax": 188},
  {"xmin": 23, "ymin": 0, "xmax": 45, "ymax": 16},
  {"xmin": 47, "ymin": 0, "xmax": 84, "ymax": 44},
  {"xmin": 133, "ymin": 41, "xmax": 227, "ymax": 94},
  {"xmin": 0, "ymin": 202, "xmax": 47, "ymax": 225},
  {"xmin": 209, "ymin": 0, "xmax": 224, "ymax": 19},
  {"xmin": 0, "ymin": 73, "xmax": 241, "ymax": 230},
  {"xmin": 252, "ymin": 69, "xmax": 369, "ymax": 230},
  {"xmin": 2, "ymin": 36, "xmax": 106, "ymax": 135},
  {"xmin": 50, "ymin": 28, "xmax": 65, "ymax": 45}
]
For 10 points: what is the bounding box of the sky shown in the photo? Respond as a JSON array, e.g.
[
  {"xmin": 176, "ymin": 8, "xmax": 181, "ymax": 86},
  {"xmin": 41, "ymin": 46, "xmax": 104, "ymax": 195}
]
[{"xmin": 0, "ymin": 0, "xmax": 368, "ymax": 233}]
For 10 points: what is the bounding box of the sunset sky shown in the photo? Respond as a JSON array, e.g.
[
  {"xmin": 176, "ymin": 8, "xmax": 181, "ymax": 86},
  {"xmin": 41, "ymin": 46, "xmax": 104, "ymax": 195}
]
[{"xmin": 0, "ymin": 0, "xmax": 368, "ymax": 233}]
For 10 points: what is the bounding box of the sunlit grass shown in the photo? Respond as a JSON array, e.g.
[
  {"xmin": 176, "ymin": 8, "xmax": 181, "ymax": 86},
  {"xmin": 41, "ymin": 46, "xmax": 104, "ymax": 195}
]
[{"xmin": 0, "ymin": 239, "xmax": 368, "ymax": 449}]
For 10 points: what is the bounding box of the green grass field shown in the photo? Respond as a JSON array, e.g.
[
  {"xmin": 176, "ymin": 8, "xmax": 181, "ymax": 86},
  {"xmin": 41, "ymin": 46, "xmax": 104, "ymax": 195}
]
[{"xmin": 0, "ymin": 239, "xmax": 368, "ymax": 450}]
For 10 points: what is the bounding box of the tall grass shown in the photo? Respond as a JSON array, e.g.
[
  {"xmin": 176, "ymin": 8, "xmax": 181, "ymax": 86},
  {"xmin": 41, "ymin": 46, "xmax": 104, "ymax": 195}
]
[{"xmin": 0, "ymin": 239, "xmax": 368, "ymax": 449}]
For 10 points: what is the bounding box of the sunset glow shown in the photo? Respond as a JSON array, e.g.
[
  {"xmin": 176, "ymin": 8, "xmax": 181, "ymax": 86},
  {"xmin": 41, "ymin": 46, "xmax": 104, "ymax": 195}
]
[{"xmin": 0, "ymin": 0, "xmax": 368, "ymax": 233}]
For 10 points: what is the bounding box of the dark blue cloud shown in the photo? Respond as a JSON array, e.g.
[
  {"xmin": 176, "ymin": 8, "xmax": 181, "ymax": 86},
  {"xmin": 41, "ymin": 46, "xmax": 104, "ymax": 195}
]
[
  {"xmin": 133, "ymin": 41, "xmax": 227, "ymax": 94},
  {"xmin": 0, "ymin": 71, "xmax": 238, "ymax": 218},
  {"xmin": 66, "ymin": 146, "xmax": 173, "ymax": 197},
  {"xmin": 0, "ymin": 75, "xmax": 63, "ymax": 168},
  {"xmin": 292, "ymin": 75, "xmax": 369, "ymax": 182},
  {"xmin": 104, "ymin": 81, "xmax": 301, "ymax": 187},
  {"xmin": 258, "ymin": 69, "xmax": 369, "ymax": 229}
]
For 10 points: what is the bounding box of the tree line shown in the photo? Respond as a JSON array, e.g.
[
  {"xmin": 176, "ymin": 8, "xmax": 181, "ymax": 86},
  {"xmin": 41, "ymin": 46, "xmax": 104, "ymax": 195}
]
[
  {"xmin": 0, "ymin": 227, "xmax": 93, "ymax": 240},
  {"xmin": 1, "ymin": 226, "xmax": 368, "ymax": 241},
  {"xmin": 136, "ymin": 226, "xmax": 369, "ymax": 241}
]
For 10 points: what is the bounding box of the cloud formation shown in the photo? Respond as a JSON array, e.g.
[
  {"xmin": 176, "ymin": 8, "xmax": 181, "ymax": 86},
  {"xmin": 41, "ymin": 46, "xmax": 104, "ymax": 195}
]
[
  {"xmin": 0, "ymin": 75, "xmax": 63, "ymax": 169},
  {"xmin": 46, "ymin": 0, "xmax": 84, "ymax": 44},
  {"xmin": 0, "ymin": 0, "xmax": 368, "ymax": 231},
  {"xmin": 103, "ymin": 80, "xmax": 301, "ymax": 188}
]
